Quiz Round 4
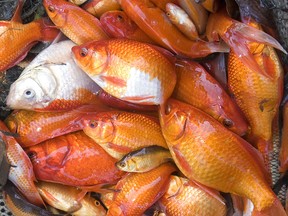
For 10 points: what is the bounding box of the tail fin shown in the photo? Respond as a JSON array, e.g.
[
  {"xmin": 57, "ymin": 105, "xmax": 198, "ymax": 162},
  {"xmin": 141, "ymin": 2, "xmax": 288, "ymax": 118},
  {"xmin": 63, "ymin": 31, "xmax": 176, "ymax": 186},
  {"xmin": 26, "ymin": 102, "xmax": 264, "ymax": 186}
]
[
  {"xmin": 36, "ymin": 18, "xmax": 60, "ymax": 42},
  {"xmin": 252, "ymin": 198, "xmax": 287, "ymax": 216}
]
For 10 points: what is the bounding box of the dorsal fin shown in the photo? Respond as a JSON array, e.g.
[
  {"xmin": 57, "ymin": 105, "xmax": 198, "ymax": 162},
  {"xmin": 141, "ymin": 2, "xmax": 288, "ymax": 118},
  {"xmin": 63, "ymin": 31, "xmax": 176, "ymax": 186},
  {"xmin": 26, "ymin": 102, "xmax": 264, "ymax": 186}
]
[{"xmin": 12, "ymin": 0, "xmax": 24, "ymax": 23}]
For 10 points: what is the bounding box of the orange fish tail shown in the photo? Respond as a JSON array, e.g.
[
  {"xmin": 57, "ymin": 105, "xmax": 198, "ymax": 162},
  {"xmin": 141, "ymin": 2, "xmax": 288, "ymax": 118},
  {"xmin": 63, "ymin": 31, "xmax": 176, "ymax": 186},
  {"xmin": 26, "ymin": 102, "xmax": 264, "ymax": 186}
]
[
  {"xmin": 37, "ymin": 18, "xmax": 60, "ymax": 42},
  {"xmin": 252, "ymin": 198, "xmax": 286, "ymax": 216}
]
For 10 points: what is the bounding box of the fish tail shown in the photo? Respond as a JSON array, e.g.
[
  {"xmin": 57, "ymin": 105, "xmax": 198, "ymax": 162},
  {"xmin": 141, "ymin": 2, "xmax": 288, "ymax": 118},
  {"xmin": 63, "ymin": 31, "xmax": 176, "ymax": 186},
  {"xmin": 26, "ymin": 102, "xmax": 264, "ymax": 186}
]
[
  {"xmin": 252, "ymin": 198, "xmax": 286, "ymax": 216},
  {"xmin": 37, "ymin": 18, "xmax": 60, "ymax": 42}
]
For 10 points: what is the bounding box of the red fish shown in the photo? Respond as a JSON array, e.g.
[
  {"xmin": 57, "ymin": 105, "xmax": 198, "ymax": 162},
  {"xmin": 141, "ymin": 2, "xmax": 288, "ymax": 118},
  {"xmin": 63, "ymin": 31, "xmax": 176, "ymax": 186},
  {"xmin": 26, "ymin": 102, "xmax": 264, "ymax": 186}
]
[
  {"xmin": 0, "ymin": 0, "xmax": 59, "ymax": 72},
  {"xmin": 43, "ymin": 0, "xmax": 108, "ymax": 45},
  {"xmin": 25, "ymin": 131, "xmax": 124, "ymax": 186},
  {"xmin": 0, "ymin": 121, "xmax": 44, "ymax": 207}
]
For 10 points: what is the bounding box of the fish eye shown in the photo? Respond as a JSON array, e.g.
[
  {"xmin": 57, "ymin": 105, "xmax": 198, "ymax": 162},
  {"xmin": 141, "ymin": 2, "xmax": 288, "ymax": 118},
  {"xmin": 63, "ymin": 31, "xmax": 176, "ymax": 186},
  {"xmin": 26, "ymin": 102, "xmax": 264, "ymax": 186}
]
[
  {"xmin": 165, "ymin": 104, "xmax": 171, "ymax": 115},
  {"xmin": 48, "ymin": 5, "xmax": 55, "ymax": 12},
  {"xmin": 24, "ymin": 89, "xmax": 35, "ymax": 99},
  {"xmin": 27, "ymin": 151, "xmax": 37, "ymax": 161},
  {"xmin": 80, "ymin": 48, "xmax": 88, "ymax": 57},
  {"xmin": 166, "ymin": 12, "xmax": 171, "ymax": 17},
  {"xmin": 94, "ymin": 200, "xmax": 100, "ymax": 206},
  {"xmin": 117, "ymin": 14, "xmax": 123, "ymax": 21},
  {"xmin": 89, "ymin": 120, "xmax": 98, "ymax": 128},
  {"xmin": 118, "ymin": 161, "xmax": 126, "ymax": 168},
  {"xmin": 223, "ymin": 119, "xmax": 233, "ymax": 128}
]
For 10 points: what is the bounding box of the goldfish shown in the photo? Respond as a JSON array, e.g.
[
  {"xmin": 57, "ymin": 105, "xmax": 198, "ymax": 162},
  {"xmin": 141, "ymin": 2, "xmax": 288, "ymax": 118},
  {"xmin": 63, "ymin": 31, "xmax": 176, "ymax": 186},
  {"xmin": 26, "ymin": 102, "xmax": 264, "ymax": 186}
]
[
  {"xmin": 158, "ymin": 175, "xmax": 227, "ymax": 216},
  {"xmin": 201, "ymin": 0, "xmax": 220, "ymax": 13},
  {"xmin": 82, "ymin": 111, "xmax": 168, "ymax": 159},
  {"xmin": 37, "ymin": 181, "xmax": 106, "ymax": 216},
  {"xmin": 227, "ymin": 20, "xmax": 283, "ymax": 170},
  {"xmin": 3, "ymin": 182, "xmax": 60, "ymax": 216},
  {"xmin": 43, "ymin": 0, "xmax": 108, "ymax": 45},
  {"xmin": 0, "ymin": 0, "xmax": 59, "ymax": 72},
  {"xmin": 206, "ymin": 8, "xmax": 286, "ymax": 78},
  {"xmin": 118, "ymin": 0, "xmax": 228, "ymax": 59},
  {"xmin": 6, "ymin": 40, "xmax": 102, "ymax": 111},
  {"xmin": 72, "ymin": 39, "xmax": 176, "ymax": 105},
  {"xmin": 165, "ymin": 3, "xmax": 199, "ymax": 40},
  {"xmin": 100, "ymin": 11, "xmax": 156, "ymax": 44},
  {"xmin": 83, "ymin": 0, "xmax": 121, "ymax": 18},
  {"xmin": 0, "ymin": 121, "xmax": 44, "ymax": 207},
  {"xmin": 0, "ymin": 137, "xmax": 10, "ymax": 189},
  {"xmin": 173, "ymin": 59, "xmax": 248, "ymax": 136},
  {"xmin": 116, "ymin": 145, "xmax": 173, "ymax": 173},
  {"xmin": 149, "ymin": 0, "xmax": 179, "ymax": 11},
  {"xmin": 107, "ymin": 163, "xmax": 177, "ymax": 216},
  {"xmin": 4, "ymin": 105, "xmax": 109, "ymax": 147},
  {"xmin": 25, "ymin": 131, "xmax": 123, "ymax": 186},
  {"xmin": 159, "ymin": 99, "xmax": 286, "ymax": 215}
]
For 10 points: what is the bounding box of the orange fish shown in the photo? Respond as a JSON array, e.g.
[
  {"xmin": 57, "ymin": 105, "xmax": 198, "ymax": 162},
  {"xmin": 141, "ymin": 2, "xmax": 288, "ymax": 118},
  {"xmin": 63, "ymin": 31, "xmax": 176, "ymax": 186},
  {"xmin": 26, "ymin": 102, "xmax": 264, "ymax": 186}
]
[
  {"xmin": 4, "ymin": 105, "xmax": 108, "ymax": 147},
  {"xmin": 0, "ymin": 121, "xmax": 44, "ymax": 207},
  {"xmin": 158, "ymin": 175, "xmax": 227, "ymax": 216},
  {"xmin": 279, "ymin": 102, "xmax": 288, "ymax": 173},
  {"xmin": 100, "ymin": 11, "xmax": 156, "ymax": 44},
  {"xmin": 72, "ymin": 39, "xmax": 176, "ymax": 105},
  {"xmin": 43, "ymin": 0, "xmax": 108, "ymax": 45},
  {"xmin": 159, "ymin": 99, "xmax": 286, "ymax": 215},
  {"xmin": 118, "ymin": 0, "xmax": 228, "ymax": 59},
  {"xmin": 206, "ymin": 8, "xmax": 286, "ymax": 78},
  {"xmin": 173, "ymin": 59, "xmax": 248, "ymax": 136},
  {"xmin": 0, "ymin": 0, "xmax": 59, "ymax": 72},
  {"xmin": 25, "ymin": 131, "xmax": 124, "ymax": 186},
  {"xmin": 227, "ymin": 20, "xmax": 284, "ymax": 170},
  {"xmin": 201, "ymin": 0, "xmax": 220, "ymax": 13},
  {"xmin": 82, "ymin": 111, "xmax": 168, "ymax": 159},
  {"xmin": 83, "ymin": 0, "xmax": 121, "ymax": 18},
  {"xmin": 107, "ymin": 163, "xmax": 176, "ymax": 216}
]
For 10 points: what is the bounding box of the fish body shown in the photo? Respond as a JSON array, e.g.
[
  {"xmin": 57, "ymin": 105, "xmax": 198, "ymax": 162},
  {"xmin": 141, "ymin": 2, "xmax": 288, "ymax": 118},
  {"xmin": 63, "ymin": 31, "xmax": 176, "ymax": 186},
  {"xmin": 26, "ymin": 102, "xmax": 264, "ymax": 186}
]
[
  {"xmin": 116, "ymin": 145, "xmax": 172, "ymax": 172},
  {"xmin": 160, "ymin": 99, "xmax": 286, "ymax": 215},
  {"xmin": 100, "ymin": 11, "xmax": 155, "ymax": 44},
  {"xmin": 173, "ymin": 59, "xmax": 248, "ymax": 136},
  {"xmin": 3, "ymin": 182, "xmax": 60, "ymax": 216},
  {"xmin": 280, "ymin": 103, "xmax": 288, "ymax": 172},
  {"xmin": 25, "ymin": 131, "xmax": 123, "ymax": 186},
  {"xmin": 37, "ymin": 181, "xmax": 106, "ymax": 216},
  {"xmin": 69, "ymin": 0, "xmax": 88, "ymax": 5},
  {"xmin": 201, "ymin": 0, "xmax": 220, "ymax": 13},
  {"xmin": 166, "ymin": 3, "xmax": 199, "ymax": 40},
  {"xmin": 118, "ymin": 0, "xmax": 228, "ymax": 58},
  {"xmin": 6, "ymin": 40, "xmax": 101, "ymax": 111},
  {"xmin": 82, "ymin": 111, "xmax": 168, "ymax": 159},
  {"xmin": 43, "ymin": 0, "xmax": 108, "ymax": 45},
  {"xmin": 72, "ymin": 39, "xmax": 176, "ymax": 105},
  {"xmin": 83, "ymin": 0, "xmax": 121, "ymax": 18},
  {"xmin": 0, "ymin": 121, "xmax": 44, "ymax": 207},
  {"xmin": 107, "ymin": 163, "xmax": 176, "ymax": 216},
  {"xmin": 228, "ymin": 21, "xmax": 283, "ymax": 168},
  {"xmin": 4, "ymin": 105, "xmax": 108, "ymax": 147},
  {"xmin": 0, "ymin": 0, "xmax": 59, "ymax": 72},
  {"xmin": 158, "ymin": 175, "xmax": 227, "ymax": 216}
]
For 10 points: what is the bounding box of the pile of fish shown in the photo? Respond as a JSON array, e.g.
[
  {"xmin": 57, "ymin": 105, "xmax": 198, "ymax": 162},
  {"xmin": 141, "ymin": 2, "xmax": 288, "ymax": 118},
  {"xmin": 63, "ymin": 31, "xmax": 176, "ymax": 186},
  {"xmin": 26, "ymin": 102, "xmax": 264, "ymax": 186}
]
[{"xmin": 0, "ymin": 0, "xmax": 288, "ymax": 215}]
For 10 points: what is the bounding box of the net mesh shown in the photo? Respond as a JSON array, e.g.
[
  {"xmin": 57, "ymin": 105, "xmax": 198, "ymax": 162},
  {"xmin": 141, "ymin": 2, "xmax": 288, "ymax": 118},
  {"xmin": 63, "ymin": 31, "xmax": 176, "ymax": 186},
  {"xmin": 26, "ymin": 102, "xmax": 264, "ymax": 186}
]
[{"xmin": 0, "ymin": 191, "xmax": 12, "ymax": 216}]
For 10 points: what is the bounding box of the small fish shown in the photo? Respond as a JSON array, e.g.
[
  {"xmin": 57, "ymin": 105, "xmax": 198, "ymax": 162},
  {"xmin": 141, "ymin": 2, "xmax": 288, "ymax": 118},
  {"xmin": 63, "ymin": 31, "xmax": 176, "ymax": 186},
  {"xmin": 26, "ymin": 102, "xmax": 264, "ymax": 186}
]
[
  {"xmin": 116, "ymin": 145, "xmax": 173, "ymax": 172},
  {"xmin": 166, "ymin": 3, "xmax": 199, "ymax": 40},
  {"xmin": 37, "ymin": 181, "xmax": 106, "ymax": 216},
  {"xmin": 107, "ymin": 163, "xmax": 177, "ymax": 216},
  {"xmin": 100, "ymin": 11, "xmax": 156, "ymax": 44},
  {"xmin": 6, "ymin": 40, "xmax": 102, "ymax": 111},
  {"xmin": 159, "ymin": 99, "xmax": 286, "ymax": 215},
  {"xmin": 82, "ymin": 111, "xmax": 168, "ymax": 159},
  {"xmin": 72, "ymin": 39, "xmax": 176, "ymax": 105},
  {"xmin": 25, "ymin": 131, "xmax": 124, "ymax": 186},
  {"xmin": 43, "ymin": 0, "xmax": 108, "ymax": 45},
  {"xmin": 83, "ymin": 0, "xmax": 121, "ymax": 18},
  {"xmin": 158, "ymin": 175, "xmax": 227, "ymax": 216},
  {"xmin": 0, "ymin": 121, "xmax": 44, "ymax": 207},
  {"xmin": 0, "ymin": 0, "xmax": 59, "ymax": 72},
  {"xmin": 4, "ymin": 104, "xmax": 109, "ymax": 147},
  {"xmin": 0, "ymin": 137, "xmax": 10, "ymax": 189},
  {"xmin": 3, "ymin": 181, "xmax": 61, "ymax": 216}
]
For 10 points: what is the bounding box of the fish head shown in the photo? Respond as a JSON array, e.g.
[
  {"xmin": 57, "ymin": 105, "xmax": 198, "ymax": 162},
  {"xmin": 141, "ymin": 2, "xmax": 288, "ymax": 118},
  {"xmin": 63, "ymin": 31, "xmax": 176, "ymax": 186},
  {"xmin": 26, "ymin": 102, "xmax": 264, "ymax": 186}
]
[
  {"xmin": 79, "ymin": 196, "xmax": 106, "ymax": 216},
  {"xmin": 72, "ymin": 41, "xmax": 109, "ymax": 77},
  {"xmin": 4, "ymin": 112, "xmax": 19, "ymax": 134},
  {"xmin": 6, "ymin": 69, "xmax": 57, "ymax": 110},
  {"xmin": 159, "ymin": 99, "xmax": 189, "ymax": 143},
  {"xmin": 82, "ymin": 114, "xmax": 115, "ymax": 144},
  {"xmin": 43, "ymin": 0, "xmax": 70, "ymax": 27},
  {"xmin": 116, "ymin": 154, "xmax": 136, "ymax": 172}
]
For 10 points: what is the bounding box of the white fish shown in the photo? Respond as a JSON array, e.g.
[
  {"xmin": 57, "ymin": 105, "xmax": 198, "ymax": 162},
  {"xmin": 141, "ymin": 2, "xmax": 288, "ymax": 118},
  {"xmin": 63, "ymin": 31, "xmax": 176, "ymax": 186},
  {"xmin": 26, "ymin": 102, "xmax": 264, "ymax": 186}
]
[{"xmin": 6, "ymin": 40, "xmax": 101, "ymax": 111}]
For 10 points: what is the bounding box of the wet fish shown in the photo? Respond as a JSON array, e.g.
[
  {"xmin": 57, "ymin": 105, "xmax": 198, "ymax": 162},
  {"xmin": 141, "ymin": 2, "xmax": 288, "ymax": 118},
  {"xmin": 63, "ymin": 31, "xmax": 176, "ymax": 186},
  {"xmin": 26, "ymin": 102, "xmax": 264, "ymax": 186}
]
[
  {"xmin": 83, "ymin": 0, "xmax": 121, "ymax": 18},
  {"xmin": 72, "ymin": 39, "xmax": 176, "ymax": 105},
  {"xmin": 6, "ymin": 40, "xmax": 102, "ymax": 111},
  {"xmin": 116, "ymin": 145, "xmax": 173, "ymax": 172}
]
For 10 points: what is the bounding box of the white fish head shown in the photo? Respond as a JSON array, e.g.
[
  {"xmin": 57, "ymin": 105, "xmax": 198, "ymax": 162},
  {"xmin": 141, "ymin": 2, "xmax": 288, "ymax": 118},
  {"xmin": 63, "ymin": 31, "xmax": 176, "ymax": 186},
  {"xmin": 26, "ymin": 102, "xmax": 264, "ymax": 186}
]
[{"xmin": 6, "ymin": 68, "xmax": 57, "ymax": 110}]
